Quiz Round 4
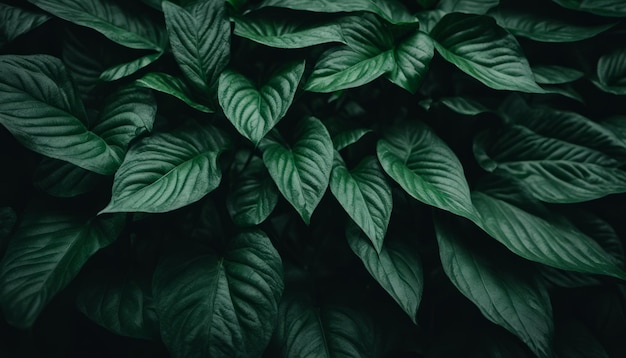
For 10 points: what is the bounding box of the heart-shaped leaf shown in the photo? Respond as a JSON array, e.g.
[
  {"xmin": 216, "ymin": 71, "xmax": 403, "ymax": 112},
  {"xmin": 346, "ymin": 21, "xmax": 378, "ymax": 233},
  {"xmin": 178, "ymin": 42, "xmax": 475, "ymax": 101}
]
[
  {"xmin": 331, "ymin": 155, "xmax": 392, "ymax": 251},
  {"xmin": 430, "ymin": 13, "xmax": 545, "ymax": 93},
  {"xmin": 594, "ymin": 48, "xmax": 626, "ymax": 95},
  {"xmin": 260, "ymin": 117, "xmax": 333, "ymax": 224},
  {"xmin": 101, "ymin": 121, "xmax": 230, "ymax": 214},
  {"xmin": 219, "ymin": 61, "xmax": 305, "ymax": 145},
  {"xmin": 552, "ymin": 0, "xmax": 626, "ymax": 17},
  {"xmin": 135, "ymin": 72, "xmax": 212, "ymax": 112},
  {"xmin": 0, "ymin": 3, "xmax": 50, "ymax": 48},
  {"xmin": 153, "ymin": 230, "xmax": 283, "ymax": 358},
  {"xmin": 99, "ymin": 51, "xmax": 164, "ymax": 82}
]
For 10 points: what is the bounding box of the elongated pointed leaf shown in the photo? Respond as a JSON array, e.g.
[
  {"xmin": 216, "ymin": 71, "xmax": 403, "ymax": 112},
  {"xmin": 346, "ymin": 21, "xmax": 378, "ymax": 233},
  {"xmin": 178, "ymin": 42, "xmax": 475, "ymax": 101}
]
[
  {"xmin": 0, "ymin": 206, "xmax": 124, "ymax": 328},
  {"xmin": 331, "ymin": 155, "xmax": 392, "ymax": 251},
  {"xmin": 101, "ymin": 121, "xmax": 230, "ymax": 214},
  {"xmin": 163, "ymin": 0, "xmax": 229, "ymax": 96},
  {"xmin": 219, "ymin": 61, "xmax": 305, "ymax": 144},
  {"xmin": 100, "ymin": 52, "xmax": 163, "ymax": 82},
  {"xmin": 153, "ymin": 231, "xmax": 283, "ymax": 358},
  {"xmin": 552, "ymin": 0, "xmax": 626, "ymax": 17},
  {"xmin": 377, "ymin": 121, "xmax": 476, "ymax": 221},
  {"xmin": 439, "ymin": 96, "xmax": 491, "ymax": 116},
  {"xmin": 430, "ymin": 13, "xmax": 545, "ymax": 93},
  {"xmin": 34, "ymin": 158, "xmax": 104, "ymax": 197},
  {"xmin": 260, "ymin": 117, "xmax": 333, "ymax": 224},
  {"xmin": 135, "ymin": 72, "xmax": 212, "ymax": 112},
  {"xmin": 437, "ymin": 0, "xmax": 499, "ymax": 15},
  {"xmin": 594, "ymin": 48, "xmax": 626, "ymax": 95},
  {"xmin": 347, "ymin": 224, "xmax": 422, "ymax": 324},
  {"xmin": 387, "ymin": 30, "xmax": 434, "ymax": 93},
  {"xmin": 273, "ymin": 293, "xmax": 384, "ymax": 358},
  {"xmin": 28, "ymin": 0, "xmax": 165, "ymax": 50},
  {"xmin": 332, "ymin": 128, "xmax": 372, "ymax": 151},
  {"xmin": 489, "ymin": 7, "xmax": 615, "ymax": 42},
  {"xmin": 434, "ymin": 213, "xmax": 554, "ymax": 358},
  {"xmin": 0, "ymin": 55, "xmax": 121, "ymax": 175},
  {"xmin": 0, "ymin": 3, "xmax": 50, "ymax": 48},
  {"xmin": 471, "ymin": 189, "xmax": 626, "ymax": 280},
  {"xmin": 532, "ymin": 65, "xmax": 584, "ymax": 84}
]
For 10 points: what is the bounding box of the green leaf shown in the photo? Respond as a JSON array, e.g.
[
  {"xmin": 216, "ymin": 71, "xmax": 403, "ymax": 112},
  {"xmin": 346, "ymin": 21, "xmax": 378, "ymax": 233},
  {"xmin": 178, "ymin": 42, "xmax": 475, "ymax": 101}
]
[
  {"xmin": 99, "ymin": 51, "xmax": 164, "ymax": 82},
  {"xmin": 260, "ymin": 117, "xmax": 333, "ymax": 224},
  {"xmin": 0, "ymin": 3, "xmax": 50, "ymax": 48},
  {"xmin": 135, "ymin": 72, "xmax": 212, "ymax": 112},
  {"xmin": 532, "ymin": 65, "xmax": 584, "ymax": 84},
  {"xmin": 28, "ymin": 0, "xmax": 165, "ymax": 50},
  {"xmin": 438, "ymin": 96, "xmax": 491, "ymax": 116},
  {"xmin": 273, "ymin": 293, "xmax": 384, "ymax": 357},
  {"xmin": 163, "ymin": 0, "xmax": 230, "ymax": 96},
  {"xmin": 430, "ymin": 13, "xmax": 545, "ymax": 93},
  {"xmin": 0, "ymin": 205, "xmax": 124, "ymax": 328},
  {"xmin": 101, "ymin": 121, "xmax": 230, "ymax": 214},
  {"xmin": 331, "ymin": 155, "xmax": 392, "ymax": 251},
  {"xmin": 377, "ymin": 121, "xmax": 476, "ymax": 221},
  {"xmin": 218, "ymin": 61, "xmax": 305, "ymax": 145},
  {"xmin": 471, "ymin": 189, "xmax": 626, "ymax": 280},
  {"xmin": 332, "ymin": 128, "xmax": 372, "ymax": 151},
  {"xmin": 34, "ymin": 158, "xmax": 105, "ymax": 197},
  {"xmin": 594, "ymin": 48, "xmax": 626, "ymax": 95},
  {"xmin": 387, "ymin": 30, "xmax": 434, "ymax": 94},
  {"xmin": 227, "ymin": 152, "xmax": 279, "ymax": 227},
  {"xmin": 153, "ymin": 231, "xmax": 283, "ymax": 358},
  {"xmin": 234, "ymin": 10, "xmax": 347, "ymax": 48},
  {"xmin": 0, "ymin": 55, "xmax": 121, "ymax": 175},
  {"xmin": 434, "ymin": 212, "xmax": 554, "ymax": 358},
  {"xmin": 552, "ymin": 0, "xmax": 626, "ymax": 17},
  {"xmin": 437, "ymin": 0, "xmax": 499, "ymax": 15},
  {"xmin": 346, "ymin": 223, "xmax": 423, "ymax": 324},
  {"xmin": 257, "ymin": 0, "xmax": 417, "ymax": 25},
  {"xmin": 489, "ymin": 7, "xmax": 615, "ymax": 42}
]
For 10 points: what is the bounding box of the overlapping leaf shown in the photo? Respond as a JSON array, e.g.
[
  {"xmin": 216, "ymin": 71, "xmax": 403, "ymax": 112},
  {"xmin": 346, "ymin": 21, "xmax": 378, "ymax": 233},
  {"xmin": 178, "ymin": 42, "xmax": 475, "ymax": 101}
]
[
  {"xmin": 0, "ymin": 3, "xmax": 50, "ymax": 48},
  {"xmin": 532, "ymin": 65, "xmax": 584, "ymax": 84},
  {"xmin": 552, "ymin": 0, "xmax": 626, "ymax": 17},
  {"xmin": 100, "ymin": 52, "xmax": 164, "ymax": 82},
  {"xmin": 437, "ymin": 0, "xmax": 499, "ymax": 15},
  {"xmin": 387, "ymin": 30, "xmax": 434, "ymax": 94},
  {"xmin": 34, "ymin": 158, "xmax": 104, "ymax": 197},
  {"xmin": 438, "ymin": 96, "xmax": 491, "ymax": 116},
  {"xmin": 594, "ymin": 48, "xmax": 626, "ymax": 95},
  {"xmin": 332, "ymin": 128, "xmax": 372, "ymax": 151},
  {"xmin": 135, "ymin": 72, "xmax": 212, "ymax": 112},
  {"xmin": 153, "ymin": 231, "xmax": 283, "ymax": 358}
]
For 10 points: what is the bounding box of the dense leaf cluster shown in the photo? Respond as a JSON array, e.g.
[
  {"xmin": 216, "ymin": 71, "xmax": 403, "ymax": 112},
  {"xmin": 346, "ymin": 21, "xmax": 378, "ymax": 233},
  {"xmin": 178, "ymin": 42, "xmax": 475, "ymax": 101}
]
[{"xmin": 1, "ymin": 0, "xmax": 626, "ymax": 357}]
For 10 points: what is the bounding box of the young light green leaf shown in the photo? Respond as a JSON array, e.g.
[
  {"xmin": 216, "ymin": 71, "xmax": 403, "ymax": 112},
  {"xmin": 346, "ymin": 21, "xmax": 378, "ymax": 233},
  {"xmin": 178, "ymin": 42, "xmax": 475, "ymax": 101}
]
[
  {"xmin": 387, "ymin": 30, "xmax": 434, "ymax": 94},
  {"xmin": 34, "ymin": 158, "xmax": 105, "ymax": 197},
  {"xmin": 0, "ymin": 206, "xmax": 124, "ymax": 328},
  {"xmin": 100, "ymin": 51, "xmax": 163, "ymax": 82},
  {"xmin": 163, "ymin": 0, "xmax": 230, "ymax": 96},
  {"xmin": 437, "ymin": 0, "xmax": 499, "ymax": 15},
  {"xmin": 377, "ymin": 121, "xmax": 476, "ymax": 221},
  {"xmin": 218, "ymin": 61, "xmax": 305, "ymax": 144},
  {"xmin": 227, "ymin": 153, "xmax": 279, "ymax": 227},
  {"xmin": 257, "ymin": 0, "xmax": 417, "ymax": 25},
  {"xmin": 135, "ymin": 72, "xmax": 212, "ymax": 112},
  {"xmin": 101, "ymin": 121, "xmax": 230, "ymax": 214},
  {"xmin": 153, "ymin": 231, "xmax": 283, "ymax": 358},
  {"xmin": 347, "ymin": 223, "xmax": 423, "ymax": 324},
  {"xmin": 260, "ymin": 117, "xmax": 333, "ymax": 224},
  {"xmin": 331, "ymin": 155, "xmax": 392, "ymax": 252},
  {"xmin": 0, "ymin": 3, "xmax": 50, "ymax": 48},
  {"xmin": 489, "ymin": 7, "xmax": 615, "ymax": 42},
  {"xmin": 532, "ymin": 65, "xmax": 584, "ymax": 84},
  {"xmin": 552, "ymin": 0, "xmax": 626, "ymax": 17},
  {"xmin": 0, "ymin": 55, "xmax": 121, "ymax": 175},
  {"xmin": 28, "ymin": 0, "xmax": 165, "ymax": 50},
  {"xmin": 332, "ymin": 128, "xmax": 372, "ymax": 151},
  {"xmin": 430, "ymin": 13, "xmax": 545, "ymax": 93},
  {"xmin": 594, "ymin": 48, "xmax": 626, "ymax": 95},
  {"xmin": 438, "ymin": 96, "xmax": 492, "ymax": 116},
  {"xmin": 234, "ymin": 11, "xmax": 347, "ymax": 48},
  {"xmin": 471, "ymin": 190, "xmax": 626, "ymax": 280},
  {"xmin": 435, "ymin": 213, "xmax": 553, "ymax": 358}
]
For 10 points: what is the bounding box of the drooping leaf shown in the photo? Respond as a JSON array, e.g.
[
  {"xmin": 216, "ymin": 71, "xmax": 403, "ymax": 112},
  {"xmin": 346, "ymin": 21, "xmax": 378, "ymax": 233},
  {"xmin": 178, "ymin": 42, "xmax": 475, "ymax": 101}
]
[
  {"xmin": 331, "ymin": 155, "xmax": 392, "ymax": 251},
  {"xmin": 532, "ymin": 65, "xmax": 584, "ymax": 84},
  {"xmin": 0, "ymin": 55, "xmax": 121, "ymax": 175},
  {"xmin": 34, "ymin": 158, "xmax": 105, "ymax": 197},
  {"xmin": 437, "ymin": 0, "xmax": 499, "ymax": 15},
  {"xmin": 552, "ymin": 0, "xmax": 626, "ymax": 17},
  {"xmin": 28, "ymin": 0, "xmax": 165, "ymax": 50},
  {"xmin": 377, "ymin": 121, "xmax": 476, "ymax": 221},
  {"xmin": 438, "ymin": 96, "xmax": 491, "ymax": 116},
  {"xmin": 163, "ymin": 0, "xmax": 230, "ymax": 96},
  {"xmin": 387, "ymin": 30, "xmax": 434, "ymax": 94},
  {"xmin": 260, "ymin": 117, "xmax": 333, "ymax": 224},
  {"xmin": 0, "ymin": 205, "xmax": 125, "ymax": 328},
  {"xmin": 430, "ymin": 13, "xmax": 545, "ymax": 93},
  {"xmin": 346, "ymin": 223, "xmax": 423, "ymax": 324},
  {"xmin": 218, "ymin": 61, "xmax": 305, "ymax": 144},
  {"xmin": 153, "ymin": 231, "xmax": 283, "ymax": 358},
  {"xmin": 489, "ymin": 7, "xmax": 615, "ymax": 42},
  {"xmin": 332, "ymin": 128, "xmax": 372, "ymax": 151},
  {"xmin": 135, "ymin": 72, "xmax": 212, "ymax": 112},
  {"xmin": 434, "ymin": 212, "xmax": 554, "ymax": 358},
  {"xmin": 99, "ymin": 51, "xmax": 164, "ymax": 81},
  {"xmin": 594, "ymin": 48, "xmax": 626, "ymax": 95},
  {"xmin": 101, "ymin": 121, "xmax": 230, "ymax": 214},
  {"xmin": 0, "ymin": 3, "xmax": 51, "ymax": 48}
]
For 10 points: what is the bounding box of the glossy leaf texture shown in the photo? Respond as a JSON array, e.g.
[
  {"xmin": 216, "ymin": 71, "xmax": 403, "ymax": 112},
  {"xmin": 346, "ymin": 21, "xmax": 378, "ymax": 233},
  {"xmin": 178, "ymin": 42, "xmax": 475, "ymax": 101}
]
[
  {"xmin": 28, "ymin": 0, "xmax": 165, "ymax": 50},
  {"xmin": 436, "ymin": 0, "xmax": 499, "ymax": 15},
  {"xmin": 272, "ymin": 293, "xmax": 384, "ymax": 357},
  {"xmin": 347, "ymin": 223, "xmax": 423, "ymax": 324},
  {"xmin": 135, "ymin": 72, "xmax": 212, "ymax": 112},
  {"xmin": 430, "ymin": 13, "xmax": 545, "ymax": 93},
  {"xmin": 99, "ymin": 52, "xmax": 164, "ymax": 82},
  {"xmin": 163, "ymin": 0, "xmax": 230, "ymax": 97},
  {"xmin": 331, "ymin": 155, "xmax": 392, "ymax": 251},
  {"xmin": 260, "ymin": 117, "xmax": 333, "ymax": 224},
  {"xmin": 437, "ymin": 96, "xmax": 492, "ymax": 116},
  {"xmin": 377, "ymin": 121, "xmax": 476, "ymax": 221},
  {"xmin": 332, "ymin": 128, "xmax": 372, "ymax": 151},
  {"xmin": 153, "ymin": 231, "xmax": 283, "ymax": 358},
  {"xmin": 0, "ymin": 205, "xmax": 124, "ymax": 328},
  {"xmin": 434, "ymin": 212, "xmax": 554, "ymax": 358},
  {"xmin": 219, "ymin": 61, "xmax": 305, "ymax": 145},
  {"xmin": 387, "ymin": 30, "xmax": 434, "ymax": 94},
  {"xmin": 0, "ymin": 3, "xmax": 50, "ymax": 48},
  {"xmin": 532, "ymin": 65, "xmax": 584, "ymax": 84},
  {"xmin": 552, "ymin": 0, "xmax": 626, "ymax": 17},
  {"xmin": 0, "ymin": 55, "xmax": 121, "ymax": 175},
  {"xmin": 101, "ymin": 121, "xmax": 230, "ymax": 214},
  {"xmin": 595, "ymin": 48, "xmax": 626, "ymax": 95}
]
